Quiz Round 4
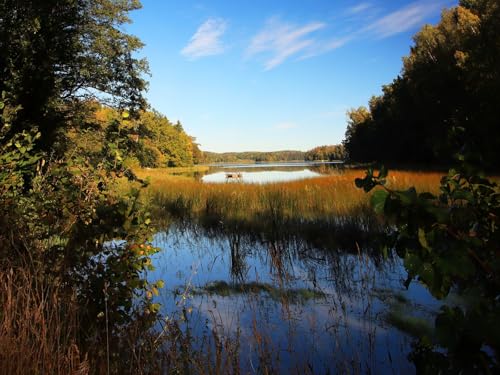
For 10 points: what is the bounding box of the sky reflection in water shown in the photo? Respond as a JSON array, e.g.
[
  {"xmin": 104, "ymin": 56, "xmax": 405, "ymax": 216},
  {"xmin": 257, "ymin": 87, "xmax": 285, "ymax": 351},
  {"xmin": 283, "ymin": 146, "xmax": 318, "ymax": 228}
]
[
  {"xmin": 147, "ymin": 223, "xmax": 442, "ymax": 374},
  {"xmin": 201, "ymin": 169, "xmax": 321, "ymax": 184}
]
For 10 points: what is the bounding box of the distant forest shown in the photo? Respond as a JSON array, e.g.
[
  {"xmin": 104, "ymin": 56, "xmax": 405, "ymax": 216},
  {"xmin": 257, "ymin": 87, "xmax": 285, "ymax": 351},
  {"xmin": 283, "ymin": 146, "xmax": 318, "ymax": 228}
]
[
  {"xmin": 71, "ymin": 104, "xmax": 346, "ymax": 167},
  {"xmin": 202, "ymin": 144, "xmax": 345, "ymax": 164},
  {"xmin": 343, "ymin": 1, "xmax": 500, "ymax": 168}
]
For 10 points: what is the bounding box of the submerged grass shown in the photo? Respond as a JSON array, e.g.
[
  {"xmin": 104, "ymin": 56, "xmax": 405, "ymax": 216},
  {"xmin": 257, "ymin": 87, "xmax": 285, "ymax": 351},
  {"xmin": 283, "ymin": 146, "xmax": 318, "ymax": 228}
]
[
  {"xmin": 373, "ymin": 287, "xmax": 434, "ymax": 340},
  {"xmin": 386, "ymin": 310, "xmax": 434, "ymax": 340},
  {"xmin": 192, "ymin": 280, "xmax": 326, "ymax": 303}
]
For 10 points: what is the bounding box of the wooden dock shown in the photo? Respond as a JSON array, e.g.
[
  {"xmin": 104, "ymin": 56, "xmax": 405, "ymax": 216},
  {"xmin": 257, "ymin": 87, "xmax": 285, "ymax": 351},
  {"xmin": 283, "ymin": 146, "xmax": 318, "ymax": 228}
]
[{"xmin": 225, "ymin": 172, "xmax": 242, "ymax": 181}]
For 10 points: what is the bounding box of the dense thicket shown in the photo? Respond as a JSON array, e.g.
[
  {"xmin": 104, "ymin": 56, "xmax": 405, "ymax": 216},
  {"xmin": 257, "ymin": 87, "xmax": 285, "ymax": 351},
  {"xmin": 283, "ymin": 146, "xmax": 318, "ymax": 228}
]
[
  {"xmin": 343, "ymin": 0, "xmax": 500, "ymax": 168},
  {"xmin": 0, "ymin": 1, "xmax": 168, "ymax": 372}
]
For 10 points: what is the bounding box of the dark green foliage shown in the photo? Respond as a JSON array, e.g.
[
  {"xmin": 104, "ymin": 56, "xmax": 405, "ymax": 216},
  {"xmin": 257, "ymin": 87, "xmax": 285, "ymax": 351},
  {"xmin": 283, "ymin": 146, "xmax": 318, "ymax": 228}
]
[
  {"xmin": 344, "ymin": 1, "xmax": 500, "ymax": 168},
  {"xmin": 0, "ymin": 2, "xmax": 168, "ymax": 371},
  {"xmin": 356, "ymin": 165, "xmax": 500, "ymax": 373},
  {"xmin": 0, "ymin": 0, "xmax": 149, "ymax": 150}
]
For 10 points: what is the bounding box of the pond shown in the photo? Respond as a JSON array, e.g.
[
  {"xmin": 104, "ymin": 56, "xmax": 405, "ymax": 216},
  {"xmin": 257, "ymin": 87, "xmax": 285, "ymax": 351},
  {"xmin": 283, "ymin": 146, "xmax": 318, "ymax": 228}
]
[
  {"xmin": 201, "ymin": 161, "xmax": 344, "ymax": 184},
  {"xmin": 147, "ymin": 221, "xmax": 446, "ymax": 374}
]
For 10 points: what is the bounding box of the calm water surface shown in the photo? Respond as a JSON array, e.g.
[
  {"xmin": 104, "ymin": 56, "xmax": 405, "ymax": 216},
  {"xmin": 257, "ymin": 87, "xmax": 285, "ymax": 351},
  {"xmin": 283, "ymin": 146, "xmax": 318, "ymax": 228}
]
[
  {"xmin": 201, "ymin": 161, "xmax": 343, "ymax": 184},
  {"xmin": 147, "ymin": 222, "xmax": 444, "ymax": 374}
]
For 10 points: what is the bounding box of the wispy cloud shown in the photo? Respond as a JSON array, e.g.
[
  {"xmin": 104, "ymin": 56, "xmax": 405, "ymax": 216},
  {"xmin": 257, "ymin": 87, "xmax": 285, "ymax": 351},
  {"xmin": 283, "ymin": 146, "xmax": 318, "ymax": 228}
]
[
  {"xmin": 246, "ymin": 1, "xmax": 445, "ymax": 70},
  {"xmin": 347, "ymin": 2, "xmax": 372, "ymax": 15},
  {"xmin": 247, "ymin": 18, "xmax": 326, "ymax": 70},
  {"xmin": 299, "ymin": 35, "xmax": 352, "ymax": 60},
  {"xmin": 364, "ymin": 1, "xmax": 444, "ymax": 38},
  {"xmin": 181, "ymin": 18, "xmax": 227, "ymax": 59}
]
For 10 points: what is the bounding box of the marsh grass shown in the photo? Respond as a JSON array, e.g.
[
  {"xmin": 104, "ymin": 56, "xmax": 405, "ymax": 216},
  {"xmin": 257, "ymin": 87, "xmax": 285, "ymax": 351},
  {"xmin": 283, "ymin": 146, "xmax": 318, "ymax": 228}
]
[
  {"xmin": 192, "ymin": 280, "xmax": 326, "ymax": 303},
  {"xmin": 109, "ymin": 168, "xmax": 446, "ymax": 373},
  {"xmin": 386, "ymin": 310, "xmax": 434, "ymax": 340},
  {"xmin": 0, "ymin": 267, "xmax": 89, "ymax": 375},
  {"xmin": 373, "ymin": 287, "xmax": 434, "ymax": 341},
  {"xmin": 136, "ymin": 168, "xmax": 442, "ymax": 239}
]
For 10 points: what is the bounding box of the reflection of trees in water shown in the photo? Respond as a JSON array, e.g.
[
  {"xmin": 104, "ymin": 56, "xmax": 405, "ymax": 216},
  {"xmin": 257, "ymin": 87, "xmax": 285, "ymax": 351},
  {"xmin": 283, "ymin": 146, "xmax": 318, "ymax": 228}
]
[
  {"xmin": 155, "ymin": 219, "xmax": 412, "ymax": 374},
  {"xmin": 203, "ymin": 162, "xmax": 345, "ymax": 176},
  {"xmin": 228, "ymin": 232, "xmax": 248, "ymax": 283},
  {"xmin": 168, "ymin": 217, "xmax": 395, "ymax": 299}
]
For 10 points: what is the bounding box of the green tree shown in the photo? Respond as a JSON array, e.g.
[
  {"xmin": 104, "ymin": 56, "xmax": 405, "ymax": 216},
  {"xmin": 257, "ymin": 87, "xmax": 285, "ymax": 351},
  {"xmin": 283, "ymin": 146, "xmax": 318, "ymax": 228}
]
[
  {"xmin": 305, "ymin": 144, "xmax": 345, "ymax": 161},
  {"xmin": 356, "ymin": 164, "xmax": 500, "ymax": 373},
  {"xmin": 344, "ymin": 1, "xmax": 500, "ymax": 167},
  {"xmin": 0, "ymin": 0, "xmax": 149, "ymax": 149},
  {"xmin": 137, "ymin": 111, "xmax": 194, "ymax": 167},
  {"xmin": 343, "ymin": 106, "xmax": 374, "ymax": 161}
]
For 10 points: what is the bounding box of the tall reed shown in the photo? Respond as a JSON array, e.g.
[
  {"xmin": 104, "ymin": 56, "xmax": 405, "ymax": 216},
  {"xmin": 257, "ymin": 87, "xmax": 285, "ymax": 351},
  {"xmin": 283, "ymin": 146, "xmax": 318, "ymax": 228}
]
[
  {"xmin": 141, "ymin": 169, "xmax": 443, "ymax": 229},
  {"xmin": 0, "ymin": 266, "xmax": 89, "ymax": 375}
]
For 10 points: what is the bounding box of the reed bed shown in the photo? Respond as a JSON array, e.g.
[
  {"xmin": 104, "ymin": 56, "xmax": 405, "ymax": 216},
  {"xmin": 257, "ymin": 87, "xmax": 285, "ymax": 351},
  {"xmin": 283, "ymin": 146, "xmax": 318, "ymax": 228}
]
[
  {"xmin": 0, "ymin": 267, "xmax": 89, "ymax": 375},
  {"xmin": 137, "ymin": 169, "xmax": 443, "ymax": 227}
]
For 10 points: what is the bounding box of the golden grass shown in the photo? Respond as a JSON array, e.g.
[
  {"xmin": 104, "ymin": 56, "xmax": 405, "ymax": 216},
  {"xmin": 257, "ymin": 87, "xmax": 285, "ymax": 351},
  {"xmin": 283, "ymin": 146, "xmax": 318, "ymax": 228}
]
[
  {"xmin": 135, "ymin": 165, "xmax": 209, "ymax": 177},
  {"xmin": 135, "ymin": 168, "xmax": 443, "ymax": 225},
  {"xmin": 0, "ymin": 267, "xmax": 89, "ymax": 375}
]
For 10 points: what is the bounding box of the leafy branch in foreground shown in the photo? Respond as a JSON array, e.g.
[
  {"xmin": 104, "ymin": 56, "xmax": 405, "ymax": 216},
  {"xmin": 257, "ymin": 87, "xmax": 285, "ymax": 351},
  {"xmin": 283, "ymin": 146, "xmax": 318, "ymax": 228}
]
[{"xmin": 356, "ymin": 166, "xmax": 500, "ymax": 374}]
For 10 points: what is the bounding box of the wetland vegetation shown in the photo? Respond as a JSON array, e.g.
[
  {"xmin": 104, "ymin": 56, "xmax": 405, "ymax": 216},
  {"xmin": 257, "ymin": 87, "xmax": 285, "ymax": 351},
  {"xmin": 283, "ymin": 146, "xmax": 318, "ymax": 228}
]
[{"xmin": 1, "ymin": 0, "xmax": 500, "ymax": 374}]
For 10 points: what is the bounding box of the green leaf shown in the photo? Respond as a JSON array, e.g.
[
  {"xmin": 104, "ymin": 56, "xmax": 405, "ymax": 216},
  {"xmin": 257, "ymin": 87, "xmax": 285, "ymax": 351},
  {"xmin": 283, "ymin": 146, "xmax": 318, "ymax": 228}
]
[
  {"xmin": 398, "ymin": 187, "xmax": 417, "ymax": 205},
  {"xmin": 404, "ymin": 253, "xmax": 423, "ymax": 275},
  {"xmin": 418, "ymin": 228, "xmax": 430, "ymax": 250},
  {"xmin": 378, "ymin": 165, "xmax": 388, "ymax": 179},
  {"xmin": 371, "ymin": 189, "xmax": 389, "ymax": 214},
  {"xmin": 156, "ymin": 280, "xmax": 165, "ymax": 289}
]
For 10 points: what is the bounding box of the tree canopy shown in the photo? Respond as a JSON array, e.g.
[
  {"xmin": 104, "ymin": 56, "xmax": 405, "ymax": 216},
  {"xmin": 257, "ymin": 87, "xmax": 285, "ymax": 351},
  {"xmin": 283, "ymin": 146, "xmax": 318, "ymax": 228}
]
[
  {"xmin": 0, "ymin": 0, "xmax": 149, "ymax": 148},
  {"xmin": 343, "ymin": 0, "xmax": 500, "ymax": 168},
  {"xmin": 305, "ymin": 145, "xmax": 345, "ymax": 161}
]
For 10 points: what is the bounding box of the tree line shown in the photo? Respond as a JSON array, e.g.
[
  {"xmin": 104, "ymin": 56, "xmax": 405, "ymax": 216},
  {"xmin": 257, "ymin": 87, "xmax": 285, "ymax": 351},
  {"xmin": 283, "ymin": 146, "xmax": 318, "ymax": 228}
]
[
  {"xmin": 202, "ymin": 145, "xmax": 344, "ymax": 164},
  {"xmin": 343, "ymin": 0, "xmax": 500, "ymax": 169}
]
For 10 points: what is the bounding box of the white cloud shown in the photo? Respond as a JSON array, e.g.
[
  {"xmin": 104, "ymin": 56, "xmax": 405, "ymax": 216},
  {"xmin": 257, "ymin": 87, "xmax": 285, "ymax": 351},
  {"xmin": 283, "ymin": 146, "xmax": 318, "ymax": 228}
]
[
  {"xmin": 347, "ymin": 2, "xmax": 372, "ymax": 15},
  {"xmin": 299, "ymin": 35, "xmax": 352, "ymax": 60},
  {"xmin": 247, "ymin": 18, "xmax": 326, "ymax": 70},
  {"xmin": 245, "ymin": 1, "xmax": 445, "ymax": 69},
  {"xmin": 181, "ymin": 18, "xmax": 227, "ymax": 59},
  {"xmin": 364, "ymin": 1, "xmax": 444, "ymax": 38}
]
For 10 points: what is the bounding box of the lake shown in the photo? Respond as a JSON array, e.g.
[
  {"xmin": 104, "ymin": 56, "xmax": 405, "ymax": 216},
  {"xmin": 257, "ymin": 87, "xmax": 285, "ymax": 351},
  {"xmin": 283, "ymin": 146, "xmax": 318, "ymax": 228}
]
[
  {"xmin": 201, "ymin": 161, "xmax": 344, "ymax": 184},
  {"xmin": 147, "ymin": 220, "xmax": 445, "ymax": 374},
  {"xmin": 142, "ymin": 166, "xmax": 455, "ymax": 373}
]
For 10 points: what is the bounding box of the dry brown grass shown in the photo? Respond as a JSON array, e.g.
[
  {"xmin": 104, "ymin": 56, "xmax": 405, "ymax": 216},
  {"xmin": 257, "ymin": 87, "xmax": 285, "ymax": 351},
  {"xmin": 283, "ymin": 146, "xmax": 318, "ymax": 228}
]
[
  {"xmin": 0, "ymin": 267, "xmax": 89, "ymax": 375},
  {"xmin": 137, "ymin": 168, "xmax": 443, "ymax": 224}
]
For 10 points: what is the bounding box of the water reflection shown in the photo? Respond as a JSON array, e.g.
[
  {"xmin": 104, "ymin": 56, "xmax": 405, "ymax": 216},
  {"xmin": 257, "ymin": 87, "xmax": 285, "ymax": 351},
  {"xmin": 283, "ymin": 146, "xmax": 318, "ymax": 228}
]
[
  {"xmin": 148, "ymin": 221, "xmax": 441, "ymax": 374},
  {"xmin": 199, "ymin": 161, "xmax": 344, "ymax": 184},
  {"xmin": 202, "ymin": 169, "xmax": 321, "ymax": 184}
]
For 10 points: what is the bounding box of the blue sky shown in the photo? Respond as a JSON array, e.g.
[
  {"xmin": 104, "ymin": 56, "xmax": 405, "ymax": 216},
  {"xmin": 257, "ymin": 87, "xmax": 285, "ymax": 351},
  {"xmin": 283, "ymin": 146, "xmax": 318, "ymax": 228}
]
[{"xmin": 127, "ymin": 0, "xmax": 456, "ymax": 152}]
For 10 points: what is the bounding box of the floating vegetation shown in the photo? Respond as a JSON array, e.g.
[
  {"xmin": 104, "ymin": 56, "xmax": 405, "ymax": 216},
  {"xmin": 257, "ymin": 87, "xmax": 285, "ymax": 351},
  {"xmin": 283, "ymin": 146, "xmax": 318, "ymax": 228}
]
[
  {"xmin": 373, "ymin": 288, "xmax": 434, "ymax": 339},
  {"xmin": 192, "ymin": 280, "xmax": 327, "ymax": 303},
  {"xmin": 386, "ymin": 310, "xmax": 434, "ymax": 340}
]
